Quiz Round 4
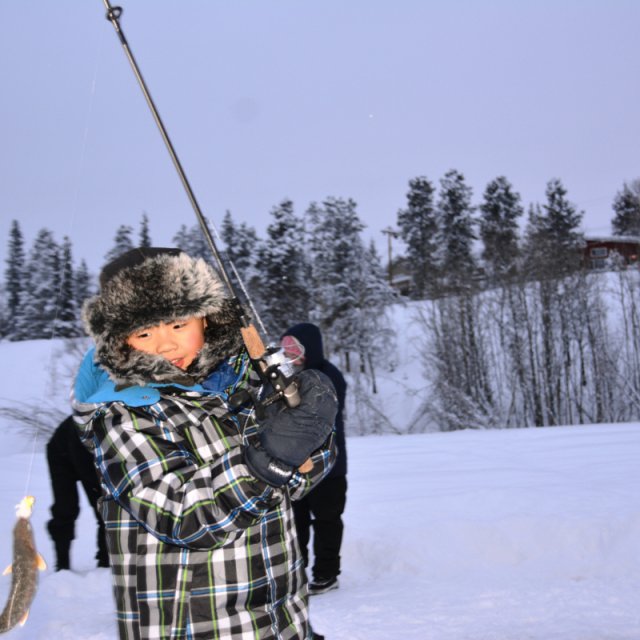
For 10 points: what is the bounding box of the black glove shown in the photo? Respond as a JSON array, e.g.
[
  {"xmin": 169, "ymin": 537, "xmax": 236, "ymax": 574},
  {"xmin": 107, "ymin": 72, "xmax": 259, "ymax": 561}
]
[{"xmin": 245, "ymin": 369, "xmax": 338, "ymax": 486}]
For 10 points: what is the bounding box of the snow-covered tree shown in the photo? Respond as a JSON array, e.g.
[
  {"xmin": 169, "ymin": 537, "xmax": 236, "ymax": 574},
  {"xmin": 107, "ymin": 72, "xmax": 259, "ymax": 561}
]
[
  {"xmin": 74, "ymin": 259, "xmax": 93, "ymax": 334},
  {"xmin": 104, "ymin": 225, "xmax": 134, "ymax": 263},
  {"xmin": 20, "ymin": 229, "xmax": 60, "ymax": 340},
  {"xmin": 518, "ymin": 181, "xmax": 584, "ymax": 425},
  {"xmin": 396, "ymin": 176, "xmax": 440, "ymax": 298},
  {"xmin": 172, "ymin": 223, "xmax": 213, "ymax": 262},
  {"xmin": 256, "ymin": 200, "xmax": 310, "ymax": 338},
  {"xmin": 53, "ymin": 236, "xmax": 79, "ymax": 338},
  {"xmin": 4, "ymin": 220, "xmax": 25, "ymax": 337},
  {"xmin": 306, "ymin": 197, "xmax": 364, "ymax": 359},
  {"xmin": 139, "ymin": 212, "xmax": 152, "ymax": 248},
  {"xmin": 524, "ymin": 179, "xmax": 583, "ymax": 278},
  {"xmin": 436, "ymin": 169, "xmax": 476, "ymax": 292},
  {"xmin": 221, "ymin": 211, "xmax": 259, "ymax": 283},
  {"xmin": 611, "ymin": 179, "xmax": 640, "ymax": 236},
  {"xmin": 479, "ymin": 176, "xmax": 523, "ymax": 280},
  {"xmin": 306, "ymin": 196, "xmax": 396, "ymax": 373},
  {"xmin": 543, "ymin": 178, "xmax": 583, "ymax": 249}
]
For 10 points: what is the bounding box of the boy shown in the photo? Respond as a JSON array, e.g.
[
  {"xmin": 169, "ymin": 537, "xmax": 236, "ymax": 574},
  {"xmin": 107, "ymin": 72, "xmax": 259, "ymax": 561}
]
[{"xmin": 72, "ymin": 247, "xmax": 337, "ymax": 640}]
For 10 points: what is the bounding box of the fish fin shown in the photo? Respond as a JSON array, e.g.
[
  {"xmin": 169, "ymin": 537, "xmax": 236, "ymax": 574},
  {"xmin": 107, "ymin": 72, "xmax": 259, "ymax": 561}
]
[
  {"xmin": 36, "ymin": 554, "xmax": 47, "ymax": 571},
  {"xmin": 2, "ymin": 564, "xmax": 12, "ymax": 576},
  {"xmin": 19, "ymin": 609, "xmax": 29, "ymax": 626}
]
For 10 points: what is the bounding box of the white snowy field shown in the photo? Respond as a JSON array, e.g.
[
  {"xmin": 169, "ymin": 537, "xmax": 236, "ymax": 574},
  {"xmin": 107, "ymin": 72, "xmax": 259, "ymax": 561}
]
[{"xmin": 0, "ymin": 338, "xmax": 639, "ymax": 639}]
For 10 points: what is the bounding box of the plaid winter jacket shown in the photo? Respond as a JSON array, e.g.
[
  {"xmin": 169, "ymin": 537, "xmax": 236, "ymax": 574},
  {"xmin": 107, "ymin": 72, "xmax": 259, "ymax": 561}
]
[{"xmin": 72, "ymin": 349, "xmax": 336, "ymax": 640}]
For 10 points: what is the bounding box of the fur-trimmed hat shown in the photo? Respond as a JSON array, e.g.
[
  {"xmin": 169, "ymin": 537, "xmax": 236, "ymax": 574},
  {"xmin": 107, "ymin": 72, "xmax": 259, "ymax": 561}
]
[{"xmin": 83, "ymin": 247, "xmax": 244, "ymax": 387}]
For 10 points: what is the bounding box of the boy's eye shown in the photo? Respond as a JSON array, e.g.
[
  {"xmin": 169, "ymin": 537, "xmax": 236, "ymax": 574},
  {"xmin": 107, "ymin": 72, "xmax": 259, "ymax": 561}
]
[
  {"xmin": 172, "ymin": 322, "xmax": 187, "ymax": 329},
  {"xmin": 135, "ymin": 331, "xmax": 151, "ymax": 339}
]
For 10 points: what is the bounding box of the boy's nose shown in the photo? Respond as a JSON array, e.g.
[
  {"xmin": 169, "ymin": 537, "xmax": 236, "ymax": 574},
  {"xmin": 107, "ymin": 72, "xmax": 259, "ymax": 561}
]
[
  {"xmin": 157, "ymin": 341, "xmax": 177, "ymax": 354},
  {"xmin": 156, "ymin": 332, "xmax": 177, "ymax": 354}
]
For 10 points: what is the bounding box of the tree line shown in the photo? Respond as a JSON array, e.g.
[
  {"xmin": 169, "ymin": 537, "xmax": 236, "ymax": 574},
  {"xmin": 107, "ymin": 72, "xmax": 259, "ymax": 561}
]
[
  {"xmin": 396, "ymin": 171, "xmax": 640, "ymax": 299},
  {"xmin": 2, "ymin": 171, "xmax": 640, "ymax": 432},
  {"xmin": 390, "ymin": 172, "xmax": 640, "ymax": 431},
  {"xmin": 0, "ymin": 202, "xmax": 395, "ymax": 374}
]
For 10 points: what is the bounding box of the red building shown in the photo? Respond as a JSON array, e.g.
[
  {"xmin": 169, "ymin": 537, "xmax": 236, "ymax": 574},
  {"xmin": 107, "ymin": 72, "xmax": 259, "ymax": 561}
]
[{"xmin": 583, "ymin": 236, "xmax": 640, "ymax": 269}]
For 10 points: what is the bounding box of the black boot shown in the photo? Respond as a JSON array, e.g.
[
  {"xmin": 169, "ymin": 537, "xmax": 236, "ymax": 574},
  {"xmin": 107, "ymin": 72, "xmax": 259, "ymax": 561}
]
[
  {"xmin": 96, "ymin": 526, "xmax": 109, "ymax": 568},
  {"xmin": 54, "ymin": 540, "xmax": 71, "ymax": 571}
]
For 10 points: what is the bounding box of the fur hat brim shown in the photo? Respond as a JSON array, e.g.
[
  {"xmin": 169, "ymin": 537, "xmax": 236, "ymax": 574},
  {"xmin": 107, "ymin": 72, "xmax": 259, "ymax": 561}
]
[{"xmin": 83, "ymin": 250, "xmax": 244, "ymax": 387}]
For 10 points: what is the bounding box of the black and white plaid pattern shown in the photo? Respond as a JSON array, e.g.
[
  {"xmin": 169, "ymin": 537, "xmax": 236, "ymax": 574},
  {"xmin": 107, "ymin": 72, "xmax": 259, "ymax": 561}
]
[{"xmin": 73, "ymin": 354, "xmax": 336, "ymax": 640}]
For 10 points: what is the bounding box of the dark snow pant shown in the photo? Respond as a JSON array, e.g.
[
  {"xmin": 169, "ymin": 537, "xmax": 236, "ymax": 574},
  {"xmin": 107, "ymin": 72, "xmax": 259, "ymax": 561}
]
[
  {"xmin": 293, "ymin": 476, "xmax": 347, "ymax": 581},
  {"xmin": 46, "ymin": 417, "xmax": 108, "ymax": 570}
]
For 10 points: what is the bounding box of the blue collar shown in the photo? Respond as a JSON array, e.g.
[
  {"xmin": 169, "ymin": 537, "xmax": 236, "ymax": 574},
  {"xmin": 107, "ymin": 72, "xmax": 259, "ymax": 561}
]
[{"xmin": 75, "ymin": 348, "xmax": 245, "ymax": 407}]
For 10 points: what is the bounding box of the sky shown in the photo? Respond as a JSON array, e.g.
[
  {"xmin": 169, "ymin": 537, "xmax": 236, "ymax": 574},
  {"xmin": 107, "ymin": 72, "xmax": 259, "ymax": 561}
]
[
  {"xmin": 2, "ymin": 1, "xmax": 640, "ymax": 273},
  {"xmin": 0, "ymin": 335, "xmax": 638, "ymax": 638}
]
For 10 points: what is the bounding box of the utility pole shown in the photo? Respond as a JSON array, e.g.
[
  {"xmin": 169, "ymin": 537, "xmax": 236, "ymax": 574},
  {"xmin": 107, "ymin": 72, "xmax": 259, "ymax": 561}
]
[{"xmin": 381, "ymin": 227, "xmax": 399, "ymax": 286}]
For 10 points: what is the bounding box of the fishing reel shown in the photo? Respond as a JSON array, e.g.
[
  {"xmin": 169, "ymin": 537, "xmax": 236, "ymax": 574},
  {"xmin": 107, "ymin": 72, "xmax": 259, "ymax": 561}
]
[
  {"xmin": 256, "ymin": 345, "xmax": 302, "ymax": 408},
  {"xmin": 229, "ymin": 343, "xmax": 303, "ymax": 413}
]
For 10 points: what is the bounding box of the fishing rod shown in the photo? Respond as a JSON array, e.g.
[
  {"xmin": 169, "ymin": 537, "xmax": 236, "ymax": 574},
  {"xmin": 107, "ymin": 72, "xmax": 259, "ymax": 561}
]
[{"xmin": 101, "ymin": 1, "xmax": 300, "ymax": 407}]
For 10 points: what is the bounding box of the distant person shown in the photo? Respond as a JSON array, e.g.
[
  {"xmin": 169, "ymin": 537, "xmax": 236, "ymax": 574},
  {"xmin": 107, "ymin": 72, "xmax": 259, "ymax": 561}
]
[
  {"xmin": 281, "ymin": 323, "xmax": 347, "ymax": 596},
  {"xmin": 46, "ymin": 415, "xmax": 109, "ymax": 571}
]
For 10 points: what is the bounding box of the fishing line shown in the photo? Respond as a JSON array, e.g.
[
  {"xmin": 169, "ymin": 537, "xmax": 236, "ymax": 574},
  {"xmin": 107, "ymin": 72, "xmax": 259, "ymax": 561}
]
[{"xmin": 21, "ymin": 27, "xmax": 106, "ymax": 499}]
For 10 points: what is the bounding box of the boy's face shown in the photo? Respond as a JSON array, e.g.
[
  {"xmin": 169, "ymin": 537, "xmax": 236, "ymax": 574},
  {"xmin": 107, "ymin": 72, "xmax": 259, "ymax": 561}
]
[{"xmin": 126, "ymin": 317, "xmax": 207, "ymax": 370}]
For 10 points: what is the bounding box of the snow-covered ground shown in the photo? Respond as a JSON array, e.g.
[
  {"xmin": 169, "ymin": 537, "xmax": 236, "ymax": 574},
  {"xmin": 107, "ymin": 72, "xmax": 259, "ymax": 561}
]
[{"xmin": 0, "ymin": 337, "xmax": 639, "ymax": 639}]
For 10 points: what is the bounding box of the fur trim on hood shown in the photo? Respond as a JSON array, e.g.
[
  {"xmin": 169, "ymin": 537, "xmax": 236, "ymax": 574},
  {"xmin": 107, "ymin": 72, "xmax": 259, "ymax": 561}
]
[{"xmin": 82, "ymin": 249, "xmax": 244, "ymax": 387}]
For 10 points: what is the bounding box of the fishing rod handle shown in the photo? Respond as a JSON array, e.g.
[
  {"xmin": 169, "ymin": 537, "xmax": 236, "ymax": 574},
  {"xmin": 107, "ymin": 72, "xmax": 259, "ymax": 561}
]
[{"xmin": 241, "ymin": 325, "xmax": 301, "ymax": 408}]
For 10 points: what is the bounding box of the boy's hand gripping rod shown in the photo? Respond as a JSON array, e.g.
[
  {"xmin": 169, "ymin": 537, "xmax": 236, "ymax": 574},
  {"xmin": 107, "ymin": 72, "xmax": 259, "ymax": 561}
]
[{"xmin": 102, "ymin": 1, "xmax": 300, "ymax": 408}]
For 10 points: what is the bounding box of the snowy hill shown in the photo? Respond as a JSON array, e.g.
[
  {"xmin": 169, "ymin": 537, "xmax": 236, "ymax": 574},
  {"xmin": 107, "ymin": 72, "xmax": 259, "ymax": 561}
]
[{"xmin": 0, "ymin": 336, "xmax": 639, "ymax": 638}]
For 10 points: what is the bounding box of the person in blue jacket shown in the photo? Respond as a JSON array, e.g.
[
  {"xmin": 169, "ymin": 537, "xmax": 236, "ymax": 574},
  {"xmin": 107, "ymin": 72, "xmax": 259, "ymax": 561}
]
[{"xmin": 281, "ymin": 323, "xmax": 347, "ymax": 596}]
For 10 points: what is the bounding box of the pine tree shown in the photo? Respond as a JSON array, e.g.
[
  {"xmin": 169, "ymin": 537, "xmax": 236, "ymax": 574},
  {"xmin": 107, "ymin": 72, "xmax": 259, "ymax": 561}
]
[
  {"xmin": 4, "ymin": 220, "xmax": 25, "ymax": 335},
  {"xmin": 74, "ymin": 259, "xmax": 93, "ymax": 333},
  {"xmin": 53, "ymin": 237, "xmax": 79, "ymax": 338},
  {"xmin": 220, "ymin": 210, "xmax": 260, "ymax": 309},
  {"xmin": 221, "ymin": 211, "xmax": 258, "ymax": 279},
  {"xmin": 520, "ymin": 181, "xmax": 584, "ymax": 426},
  {"xmin": 479, "ymin": 176, "xmax": 523, "ymax": 280},
  {"xmin": 139, "ymin": 212, "xmax": 152, "ymax": 248},
  {"xmin": 104, "ymin": 225, "xmax": 134, "ymax": 263},
  {"xmin": 521, "ymin": 203, "xmax": 545, "ymax": 273},
  {"xmin": 220, "ymin": 211, "xmax": 236, "ymax": 258},
  {"xmin": 306, "ymin": 197, "xmax": 367, "ymax": 365},
  {"xmin": 396, "ymin": 176, "xmax": 440, "ymax": 298},
  {"xmin": 437, "ymin": 169, "xmax": 476, "ymax": 292},
  {"xmin": 524, "ymin": 178, "xmax": 584, "ymax": 277},
  {"xmin": 543, "ymin": 178, "xmax": 583, "ymax": 249},
  {"xmin": 611, "ymin": 180, "xmax": 640, "ymax": 236},
  {"xmin": 172, "ymin": 224, "xmax": 190, "ymax": 252},
  {"xmin": 19, "ymin": 229, "xmax": 60, "ymax": 340},
  {"xmin": 172, "ymin": 224, "xmax": 212, "ymax": 262},
  {"xmin": 256, "ymin": 200, "xmax": 310, "ymax": 338}
]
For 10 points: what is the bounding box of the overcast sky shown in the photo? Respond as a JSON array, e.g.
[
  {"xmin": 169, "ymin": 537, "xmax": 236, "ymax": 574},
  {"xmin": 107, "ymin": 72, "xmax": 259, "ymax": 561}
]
[{"xmin": 1, "ymin": 0, "xmax": 639, "ymax": 273}]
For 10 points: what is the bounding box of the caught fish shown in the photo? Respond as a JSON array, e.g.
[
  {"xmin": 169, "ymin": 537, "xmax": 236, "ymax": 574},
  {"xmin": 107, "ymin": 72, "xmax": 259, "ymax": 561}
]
[{"xmin": 0, "ymin": 496, "xmax": 46, "ymax": 633}]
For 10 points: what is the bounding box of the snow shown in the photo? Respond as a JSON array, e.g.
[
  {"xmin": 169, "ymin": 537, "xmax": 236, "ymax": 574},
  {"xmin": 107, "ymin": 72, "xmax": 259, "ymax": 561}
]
[{"xmin": 0, "ymin": 329, "xmax": 639, "ymax": 639}]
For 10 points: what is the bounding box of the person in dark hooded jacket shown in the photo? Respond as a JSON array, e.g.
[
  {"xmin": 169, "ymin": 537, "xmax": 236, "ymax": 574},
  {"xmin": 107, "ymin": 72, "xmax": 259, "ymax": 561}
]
[
  {"xmin": 281, "ymin": 323, "xmax": 347, "ymax": 596},
  {"xmin": 46, "ymin": 414, "xmax": 109, "ymax": 571}
]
